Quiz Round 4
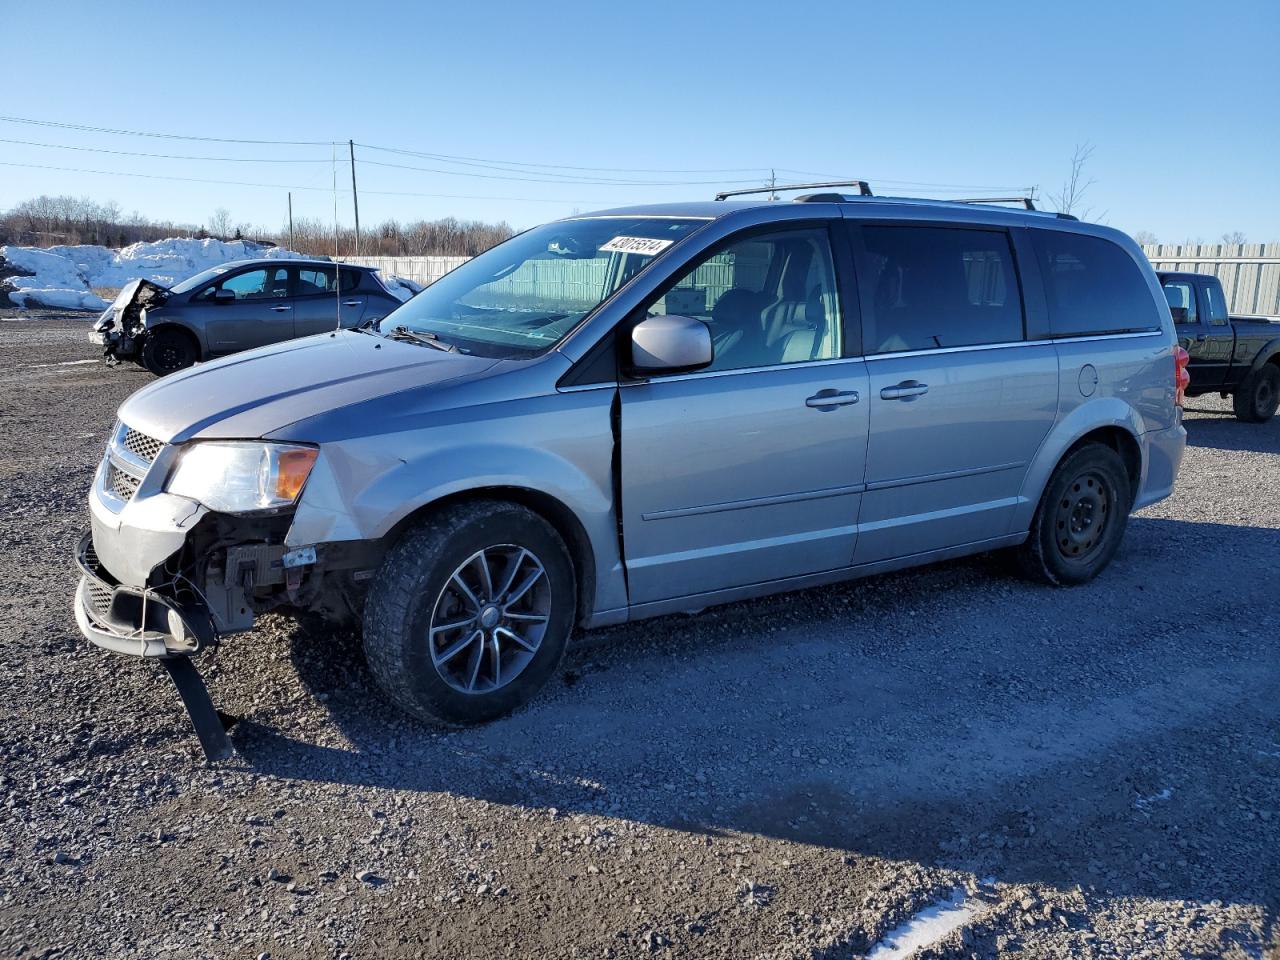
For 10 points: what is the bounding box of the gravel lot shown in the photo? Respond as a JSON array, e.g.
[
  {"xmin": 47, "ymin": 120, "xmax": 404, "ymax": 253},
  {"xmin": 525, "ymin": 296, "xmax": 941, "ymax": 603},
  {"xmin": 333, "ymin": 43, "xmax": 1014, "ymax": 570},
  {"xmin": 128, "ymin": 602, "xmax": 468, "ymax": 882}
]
[{"xmin": 1, "ymin": 317, "xmax": 1277, "ymax": 960}]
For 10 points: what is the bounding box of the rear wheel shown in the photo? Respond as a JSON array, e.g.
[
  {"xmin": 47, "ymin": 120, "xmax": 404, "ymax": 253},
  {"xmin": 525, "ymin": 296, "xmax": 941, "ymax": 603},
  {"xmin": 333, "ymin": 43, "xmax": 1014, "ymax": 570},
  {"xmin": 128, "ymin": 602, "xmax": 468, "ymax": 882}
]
[
  {"xmin": 362, "ymin": 501, "xmax": 576, "ymax": 725},
  {"xmin": 1232, "ymin": 364, "xmax": 1280, "ymax": 423},
  {"xmin": 1017, "ymin": 444, "xmax": 1132, "ymax": 586},
  {"xmin": 141, "ymin": 328, "xmax": 199, "ymax": 376}
]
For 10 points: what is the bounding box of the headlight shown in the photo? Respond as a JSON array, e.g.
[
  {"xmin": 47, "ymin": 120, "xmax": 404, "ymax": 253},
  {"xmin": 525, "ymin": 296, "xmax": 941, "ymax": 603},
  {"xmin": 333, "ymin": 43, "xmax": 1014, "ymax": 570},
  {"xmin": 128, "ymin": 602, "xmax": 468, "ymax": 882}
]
[{"xmin": 166, "ymin": 441, "xmax": 318, "ymax": 514}]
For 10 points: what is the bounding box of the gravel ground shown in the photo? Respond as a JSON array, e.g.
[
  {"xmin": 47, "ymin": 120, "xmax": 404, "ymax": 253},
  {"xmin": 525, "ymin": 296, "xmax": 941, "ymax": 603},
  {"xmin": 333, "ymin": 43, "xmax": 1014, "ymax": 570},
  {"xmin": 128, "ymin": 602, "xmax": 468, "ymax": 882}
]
[{"xmin": 0, "ymin": 317, "xmax": 1277, "ymax": 960}]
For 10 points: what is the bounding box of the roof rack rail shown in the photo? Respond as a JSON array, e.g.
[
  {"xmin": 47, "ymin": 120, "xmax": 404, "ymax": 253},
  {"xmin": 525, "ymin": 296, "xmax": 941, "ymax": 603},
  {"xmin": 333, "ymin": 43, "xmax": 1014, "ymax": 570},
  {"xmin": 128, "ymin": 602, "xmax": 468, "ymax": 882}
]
[
  {"xmin": 714, "ymin": 180, "xmax": 872, "ymax": 201},
  {"xmin": 950, "ymin": 196, "xmax": 1038, "ymax": 210}
]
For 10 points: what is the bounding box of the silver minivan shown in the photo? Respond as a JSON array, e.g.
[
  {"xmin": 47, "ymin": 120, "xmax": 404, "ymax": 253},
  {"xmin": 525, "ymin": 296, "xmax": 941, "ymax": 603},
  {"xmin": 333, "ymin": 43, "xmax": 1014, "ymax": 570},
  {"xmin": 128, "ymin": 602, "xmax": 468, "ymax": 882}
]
[{"xmin": 73, "ymin": 185, "xmax": 1188, "ymax": 758}]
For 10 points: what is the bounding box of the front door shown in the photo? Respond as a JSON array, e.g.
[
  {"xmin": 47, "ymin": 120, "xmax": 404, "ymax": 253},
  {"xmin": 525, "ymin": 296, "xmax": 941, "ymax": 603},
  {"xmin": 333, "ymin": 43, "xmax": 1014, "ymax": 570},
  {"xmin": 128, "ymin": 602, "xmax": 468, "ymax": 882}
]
[
  {"xmin": 848, "ymin": 222, "xmax": 1059, "ymax": 564},
  {"xmin": 619, "ymin": 224, "xmax": 870, "ymax": 604},
  {"xmin": 1164, "ymin": 276, "xmax": 1228, "ymax": 389},
  {"xmin": 200, "ymin": 265, "xmax": 295, "ymax": 353}
]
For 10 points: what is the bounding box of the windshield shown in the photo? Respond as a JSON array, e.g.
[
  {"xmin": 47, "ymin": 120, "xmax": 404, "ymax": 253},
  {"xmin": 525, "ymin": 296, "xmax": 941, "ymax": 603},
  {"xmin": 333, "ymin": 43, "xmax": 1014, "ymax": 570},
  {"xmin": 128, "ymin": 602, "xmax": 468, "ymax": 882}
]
[
  {"xmin": 378, "ymin": 217, "xmax": 708, "ymax": 357},
  {"xmin": 171, "ymin": 263, "xmax": 233, "ymax": 294}
]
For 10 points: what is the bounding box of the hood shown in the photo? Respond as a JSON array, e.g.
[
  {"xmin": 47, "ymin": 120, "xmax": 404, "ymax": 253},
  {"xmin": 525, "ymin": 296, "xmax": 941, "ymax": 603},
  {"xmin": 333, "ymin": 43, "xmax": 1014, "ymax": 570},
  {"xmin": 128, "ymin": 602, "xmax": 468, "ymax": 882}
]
[
  {"xmin": 93, "ymin": 278, "xmax": 169, "ymax": 331},
  {"xmin": 117, "ymin": 331, "xmax": 498, "ymax": 442}
]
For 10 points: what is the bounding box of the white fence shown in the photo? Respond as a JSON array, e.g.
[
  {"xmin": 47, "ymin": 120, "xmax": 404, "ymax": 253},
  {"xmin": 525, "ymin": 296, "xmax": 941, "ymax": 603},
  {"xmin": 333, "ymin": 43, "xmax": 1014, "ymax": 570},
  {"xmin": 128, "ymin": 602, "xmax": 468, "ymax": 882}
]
[
  {"xmin": 348, "ymin": 245, "xmax": 1280, "ymax": 318},
  {"xmin": 1142, "ymin": 244, "xmax": 1280, "ymax": 316},
  {"xmin": 340, "ymin": 255, "xmax": 470, "ymax": 287}
]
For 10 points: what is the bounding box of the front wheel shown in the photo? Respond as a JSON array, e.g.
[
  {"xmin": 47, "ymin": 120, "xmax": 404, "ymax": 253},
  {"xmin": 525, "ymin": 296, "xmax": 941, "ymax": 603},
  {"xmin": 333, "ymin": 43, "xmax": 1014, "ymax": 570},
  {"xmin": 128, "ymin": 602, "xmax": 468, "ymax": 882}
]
[
  {"xmin": 1232, "ymin": 364, "xmax": 1280, "ymax": 423},
  {"xmin": 141, "ymin": 328, "xmax": 199, "ymax": 376},
  {"xmin": 362, "ymin": 501, "xmax": 576, "ymax": 725},
  {"xmin": 1017, "ymin": 444, "xmax": 1132, "ymax": 586}
]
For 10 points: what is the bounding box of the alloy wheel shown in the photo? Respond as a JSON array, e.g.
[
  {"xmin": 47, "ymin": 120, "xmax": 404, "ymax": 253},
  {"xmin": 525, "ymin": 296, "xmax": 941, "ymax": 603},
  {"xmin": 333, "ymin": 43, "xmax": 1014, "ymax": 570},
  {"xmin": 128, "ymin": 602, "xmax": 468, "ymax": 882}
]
[{"xmin": 427, "ymin": 545, "xmax": 550, "ymax": 694}]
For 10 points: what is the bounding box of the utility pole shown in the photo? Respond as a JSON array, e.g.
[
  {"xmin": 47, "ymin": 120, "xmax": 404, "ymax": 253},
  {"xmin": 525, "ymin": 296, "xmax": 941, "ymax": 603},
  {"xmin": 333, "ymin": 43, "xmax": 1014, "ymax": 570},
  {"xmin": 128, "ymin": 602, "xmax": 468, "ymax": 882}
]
[
  {"xmin": 287, "ymin": 192, "xmax": 295, "ymax": 251},
  {"xmin": 348, "ymin": 139, "xmax": 361, "ymax": 256},
  {"xmin": 768, "ymin": 168, "xmax": 776, "ymax": 201}
]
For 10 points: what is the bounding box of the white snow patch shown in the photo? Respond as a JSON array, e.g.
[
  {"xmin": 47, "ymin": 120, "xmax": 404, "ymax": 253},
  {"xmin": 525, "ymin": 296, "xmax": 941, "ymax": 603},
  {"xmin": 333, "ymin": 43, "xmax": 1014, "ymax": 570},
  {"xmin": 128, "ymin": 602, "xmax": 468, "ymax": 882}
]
[
  {"xmin": 1, "ymin": 238, "xmax": 307, "ymax": 312},
  {"xmin": 30, "ymin": 359, "xmax": 100, "ymax": 368},
  {"xmin": 866, "ymin": 889, "xmax": 980, "ymax": 960},
  {"xmin": 1134, "ymin": 787, "xmax": 1173, "ymax": 813}
]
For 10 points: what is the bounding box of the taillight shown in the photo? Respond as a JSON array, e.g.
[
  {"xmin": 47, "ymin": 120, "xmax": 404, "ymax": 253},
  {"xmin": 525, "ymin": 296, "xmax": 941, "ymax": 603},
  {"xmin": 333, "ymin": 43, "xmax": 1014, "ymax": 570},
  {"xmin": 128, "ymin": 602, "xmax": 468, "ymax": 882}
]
[{"xmin": 1173, "ymin": 345, "xmax": 1190, "ymax": 407}]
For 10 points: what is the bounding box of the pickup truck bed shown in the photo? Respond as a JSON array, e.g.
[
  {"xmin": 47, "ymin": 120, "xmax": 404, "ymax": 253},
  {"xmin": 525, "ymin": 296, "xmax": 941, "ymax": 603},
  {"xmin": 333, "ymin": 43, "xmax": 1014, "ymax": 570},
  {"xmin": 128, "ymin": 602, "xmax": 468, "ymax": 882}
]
[{"xmin": 1159, "ymin": 271, "xmax": 1280, "ymax": 422}]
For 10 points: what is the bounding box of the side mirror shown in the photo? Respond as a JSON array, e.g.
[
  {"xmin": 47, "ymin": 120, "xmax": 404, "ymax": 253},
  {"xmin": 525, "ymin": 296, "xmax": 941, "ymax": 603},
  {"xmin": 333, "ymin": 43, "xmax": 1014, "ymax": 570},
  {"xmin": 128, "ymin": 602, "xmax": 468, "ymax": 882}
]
[
  {"xmin": 629, "ymin": 314, "xmax": 713, "ymax": 375},
  {"xmin": 1169, "ymin": 306, "xmax": 1189, "ymax": 324},
  {"xmin": 213, "ymin": 288, "xmax": 237, "ymax": 304}
]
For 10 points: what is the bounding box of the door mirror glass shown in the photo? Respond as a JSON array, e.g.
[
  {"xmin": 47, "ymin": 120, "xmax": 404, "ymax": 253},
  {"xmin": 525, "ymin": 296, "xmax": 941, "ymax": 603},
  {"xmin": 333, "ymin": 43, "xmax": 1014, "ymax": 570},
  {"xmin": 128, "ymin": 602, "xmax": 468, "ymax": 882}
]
[{"xmin": 630, "ymin": 315, "xmax": 712, "ymax": 374}]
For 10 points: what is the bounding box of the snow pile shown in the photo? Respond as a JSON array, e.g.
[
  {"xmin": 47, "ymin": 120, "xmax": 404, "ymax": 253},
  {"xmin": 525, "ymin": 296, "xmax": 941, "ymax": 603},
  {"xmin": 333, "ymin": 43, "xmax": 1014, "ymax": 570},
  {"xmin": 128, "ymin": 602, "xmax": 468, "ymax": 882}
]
[{"xmin": 0, "ymin": 238, "xmax": 308, "ymax": 311}]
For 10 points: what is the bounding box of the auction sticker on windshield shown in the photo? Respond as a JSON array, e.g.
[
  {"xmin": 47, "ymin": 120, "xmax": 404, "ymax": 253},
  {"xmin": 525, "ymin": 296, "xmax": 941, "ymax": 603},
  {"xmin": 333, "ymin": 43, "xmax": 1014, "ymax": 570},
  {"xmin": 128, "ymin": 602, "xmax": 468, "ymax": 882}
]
[{"xmin": 599, "ymin": 236, "xmax": 675, "ymax": 256}]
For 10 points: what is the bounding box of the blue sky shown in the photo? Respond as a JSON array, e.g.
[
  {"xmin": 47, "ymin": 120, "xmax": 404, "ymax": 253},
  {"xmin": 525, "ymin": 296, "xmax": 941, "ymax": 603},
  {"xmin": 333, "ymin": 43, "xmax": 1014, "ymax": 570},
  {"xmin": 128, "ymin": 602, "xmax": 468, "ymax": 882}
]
[{"xmin": 3, "ymin": 0, "xmax": 1278, "ymax": 242}]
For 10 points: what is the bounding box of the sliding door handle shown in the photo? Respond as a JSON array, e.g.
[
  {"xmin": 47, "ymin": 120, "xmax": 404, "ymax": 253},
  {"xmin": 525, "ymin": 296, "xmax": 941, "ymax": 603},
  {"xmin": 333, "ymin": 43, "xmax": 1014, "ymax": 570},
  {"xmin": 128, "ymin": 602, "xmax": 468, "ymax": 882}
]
[
  {"xmin": 805, "ymin": 388, "xmax": 860, "ymax": 410},
  {"xmin": 880, "ymin": 380, "xmax": 929, "ymax": 401}
]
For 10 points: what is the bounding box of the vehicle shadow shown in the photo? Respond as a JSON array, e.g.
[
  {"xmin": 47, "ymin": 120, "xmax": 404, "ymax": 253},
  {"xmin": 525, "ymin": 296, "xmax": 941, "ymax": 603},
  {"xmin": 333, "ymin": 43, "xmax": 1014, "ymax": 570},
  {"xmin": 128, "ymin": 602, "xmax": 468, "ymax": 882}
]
[
  {"xmin": 237, "ymin": 516, "xmax": 1280, "ymax": 910},
  {"xmin": 1183, "ymin": 410, "xmax": 1280, "ymax": 455}
]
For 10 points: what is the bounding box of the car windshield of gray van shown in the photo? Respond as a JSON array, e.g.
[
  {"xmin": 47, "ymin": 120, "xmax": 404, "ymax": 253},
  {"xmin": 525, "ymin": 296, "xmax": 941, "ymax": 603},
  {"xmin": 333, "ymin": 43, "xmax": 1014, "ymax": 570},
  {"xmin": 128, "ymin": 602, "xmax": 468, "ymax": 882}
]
[{"xmin": 379, "ymin": 217, "xmax": 708, "ymax": 357}]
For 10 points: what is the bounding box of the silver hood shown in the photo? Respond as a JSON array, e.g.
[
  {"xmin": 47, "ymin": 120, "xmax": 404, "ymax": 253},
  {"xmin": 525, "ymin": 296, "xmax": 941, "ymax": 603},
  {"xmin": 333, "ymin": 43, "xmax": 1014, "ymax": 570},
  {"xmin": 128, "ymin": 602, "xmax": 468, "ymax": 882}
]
[{"xmin": 117, "ymin": 331, "xmax": 498, "ymax": 442}]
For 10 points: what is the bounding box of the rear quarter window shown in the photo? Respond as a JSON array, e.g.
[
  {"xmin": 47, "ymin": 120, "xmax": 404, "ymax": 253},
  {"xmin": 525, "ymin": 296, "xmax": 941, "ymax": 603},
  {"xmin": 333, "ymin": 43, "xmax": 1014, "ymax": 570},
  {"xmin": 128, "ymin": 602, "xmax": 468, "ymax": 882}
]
[{"xmin": 1031, "ymin": 230, "xmax": 1161, "ymax": 336}]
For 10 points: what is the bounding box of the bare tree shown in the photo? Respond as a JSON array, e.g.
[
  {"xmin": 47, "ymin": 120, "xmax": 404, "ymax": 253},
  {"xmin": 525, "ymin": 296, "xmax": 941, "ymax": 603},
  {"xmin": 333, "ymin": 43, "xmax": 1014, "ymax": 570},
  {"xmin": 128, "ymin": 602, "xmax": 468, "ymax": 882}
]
[
  {"xmin": 208, "ymin": 207, "xmax": 232, "ymax": 239},
  {"xmin": 1132, "ymin": 230, "xmax": 1159, "ymax": 247},
  {"xmin": 1221, "ymin": 231, "xmax": 1247, "ymax": 245},
  {"xmin": 1049, "ymin": 143, "xmax": 1097, "ymax": 218}
]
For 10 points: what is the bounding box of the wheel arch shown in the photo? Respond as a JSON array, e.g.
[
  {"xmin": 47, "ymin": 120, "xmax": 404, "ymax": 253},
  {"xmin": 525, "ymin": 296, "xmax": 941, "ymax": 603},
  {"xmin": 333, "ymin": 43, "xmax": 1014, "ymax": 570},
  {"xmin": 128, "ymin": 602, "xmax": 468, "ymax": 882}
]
[
  {"xmin": 146, "ymin": 321, "xmax": 204, "ymax": 360},
  {"xmin": 380, "ymin": 486, "xmax": 598, "ymax": 627},
  {"xmin": 1015, "ymin": 399, "xmax": 1146, "ymax": 533}
]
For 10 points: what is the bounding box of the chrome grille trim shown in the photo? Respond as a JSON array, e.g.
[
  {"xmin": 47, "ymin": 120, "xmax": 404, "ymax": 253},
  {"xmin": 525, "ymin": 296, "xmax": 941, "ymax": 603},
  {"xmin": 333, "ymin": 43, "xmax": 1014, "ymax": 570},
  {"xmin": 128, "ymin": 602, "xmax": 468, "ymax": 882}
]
[
  {"xmin": 107, "ymin": 463, "xmax": 142, "ymax": 501},
  {"xmin": 121, "ymin": 427, "xmax": 163, "ymax": 463},
  {"xmin": 98, "ymin": 420, "xmax": 164, "ymax": 512}
]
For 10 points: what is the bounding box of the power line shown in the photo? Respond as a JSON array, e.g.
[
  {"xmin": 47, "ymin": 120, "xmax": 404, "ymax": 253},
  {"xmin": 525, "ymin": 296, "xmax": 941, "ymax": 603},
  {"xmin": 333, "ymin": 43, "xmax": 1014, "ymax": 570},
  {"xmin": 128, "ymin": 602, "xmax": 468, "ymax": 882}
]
[
  {"xmin": 357, "ymin": 142, "xmax": 771, "ymax": 175},
  {"xmin": 0, "ymin": 135, "xmax": 332, "ymax": 163},
  {"xmin": 359, "ymin": 156, "xmax": 761, "ymax": 188},
  {"xmin": 0, "ymin": 114, "xmax": 333, "ymax": 146},
  {"xmin": 0, "ymin": 160, "xmax": 610, "ymax": 205}
]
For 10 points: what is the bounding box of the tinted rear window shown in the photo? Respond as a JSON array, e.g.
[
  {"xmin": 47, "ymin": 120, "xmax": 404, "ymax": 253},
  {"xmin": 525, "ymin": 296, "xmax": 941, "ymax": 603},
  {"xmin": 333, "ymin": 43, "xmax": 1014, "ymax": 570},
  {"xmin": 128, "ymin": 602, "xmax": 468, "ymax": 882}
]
[
  {"xmin": 1031, "ymin": 230, "xmax": 1160, "ymax": 336},
  {"xmin": 857, "ymin": 226, "xmax": 1024, "ymax": 353}
]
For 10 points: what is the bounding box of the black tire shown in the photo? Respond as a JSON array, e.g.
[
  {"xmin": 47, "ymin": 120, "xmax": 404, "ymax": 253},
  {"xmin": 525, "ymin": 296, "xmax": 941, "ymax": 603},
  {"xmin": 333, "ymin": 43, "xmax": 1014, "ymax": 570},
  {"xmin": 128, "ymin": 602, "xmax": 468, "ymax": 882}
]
[
  {"xmin": 1232, "ymin": 363, "xmax": 1280, "ymax": 423},
  {"xmin": 362, "ymin": 500, "xmax": 576, "ymax": 725},
  {"xmin": 1017, "ymin": 443, "xmax": 1132, "ymax": 586},
  {"xmin": 141, "ymin": 327, "xmax": 199, "ymax": 376}
]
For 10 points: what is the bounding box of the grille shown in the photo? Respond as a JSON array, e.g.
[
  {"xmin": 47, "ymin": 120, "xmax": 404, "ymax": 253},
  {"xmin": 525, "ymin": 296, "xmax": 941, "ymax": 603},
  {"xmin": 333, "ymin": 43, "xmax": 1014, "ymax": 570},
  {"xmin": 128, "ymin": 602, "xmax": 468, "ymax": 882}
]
[
  {"xmin": 121, "ymin": 427, "xmax": 163, "ymax": 463},
  {"xmin": 85, "ymin": 579, "xmax": 114, "ymax": 620},
  {"xmin": 107, "ymin": 463, "xmax": 142, "ymax": 501}
]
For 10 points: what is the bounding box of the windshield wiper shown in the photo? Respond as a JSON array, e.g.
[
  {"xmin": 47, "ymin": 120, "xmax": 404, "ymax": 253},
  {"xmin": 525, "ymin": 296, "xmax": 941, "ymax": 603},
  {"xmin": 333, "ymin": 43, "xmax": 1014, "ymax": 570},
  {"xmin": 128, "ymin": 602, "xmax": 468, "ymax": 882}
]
[{"xmin": 388, "ymin": 325, "xmax": 457, "ymax": 352}]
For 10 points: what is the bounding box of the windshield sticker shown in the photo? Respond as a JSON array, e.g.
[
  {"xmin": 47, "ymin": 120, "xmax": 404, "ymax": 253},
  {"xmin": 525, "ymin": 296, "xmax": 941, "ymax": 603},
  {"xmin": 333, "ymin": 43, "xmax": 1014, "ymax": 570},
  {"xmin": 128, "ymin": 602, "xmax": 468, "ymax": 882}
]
[{"xmin": 599, "ymin": 236, "xmax": 675, "ymax": 256}]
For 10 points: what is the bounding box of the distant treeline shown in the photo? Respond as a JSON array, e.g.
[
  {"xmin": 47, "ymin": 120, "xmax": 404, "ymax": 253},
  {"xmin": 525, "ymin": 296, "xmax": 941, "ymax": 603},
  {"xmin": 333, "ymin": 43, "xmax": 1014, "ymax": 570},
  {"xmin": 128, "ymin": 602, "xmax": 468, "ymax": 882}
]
[{"xmin": 0, "ymin": 194, "xmax": 515, "ymax": 257}]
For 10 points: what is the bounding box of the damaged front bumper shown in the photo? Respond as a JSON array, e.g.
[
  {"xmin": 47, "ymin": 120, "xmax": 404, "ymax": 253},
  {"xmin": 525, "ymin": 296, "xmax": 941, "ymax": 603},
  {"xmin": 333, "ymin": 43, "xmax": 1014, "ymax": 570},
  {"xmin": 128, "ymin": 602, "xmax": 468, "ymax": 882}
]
[{"xmin": 74, "ymin": 533, "xmax": 215, "ymax": 657}]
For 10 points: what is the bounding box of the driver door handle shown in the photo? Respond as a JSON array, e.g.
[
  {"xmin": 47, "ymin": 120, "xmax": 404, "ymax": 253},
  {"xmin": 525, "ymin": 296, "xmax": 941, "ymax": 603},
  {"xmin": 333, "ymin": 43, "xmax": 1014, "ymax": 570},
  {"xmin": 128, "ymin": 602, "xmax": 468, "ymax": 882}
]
[
  {"xmin": 880, "ymin": 380, "xmax": 929, "ymax": 400},
  {"xmin": 805, "ymin": 388, "xmax": 860, "ymax": 410},
  {"xmin": 341, "ymin": 299, "xmax": 362, "ymax": 307},
  {"xmin": 270, "ymin": 304, "xmax": 292, "ymax": 312}
]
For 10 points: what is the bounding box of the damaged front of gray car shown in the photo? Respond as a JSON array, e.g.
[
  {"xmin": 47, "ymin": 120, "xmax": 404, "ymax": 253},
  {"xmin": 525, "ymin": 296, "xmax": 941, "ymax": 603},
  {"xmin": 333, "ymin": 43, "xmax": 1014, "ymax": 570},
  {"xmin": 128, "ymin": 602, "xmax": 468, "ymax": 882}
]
[{"xmin": 89, "ymin": 278, "xmax": 170, "ymax": 365}]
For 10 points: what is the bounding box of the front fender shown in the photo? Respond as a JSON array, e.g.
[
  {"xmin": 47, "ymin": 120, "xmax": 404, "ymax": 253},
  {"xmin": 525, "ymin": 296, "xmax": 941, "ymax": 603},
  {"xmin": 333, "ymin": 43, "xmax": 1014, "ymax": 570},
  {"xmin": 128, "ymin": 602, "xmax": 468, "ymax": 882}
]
[
  {"xmin": 145, "ymin": 312, "xmax": 209, "ymax": 357},
  {"xmin": 1012, "ymin": 396, "xmax": 1145, "ymax": 533},
  {"xmin": 285, "ymin": 389, "xmax": 625, "ymax": 616}
]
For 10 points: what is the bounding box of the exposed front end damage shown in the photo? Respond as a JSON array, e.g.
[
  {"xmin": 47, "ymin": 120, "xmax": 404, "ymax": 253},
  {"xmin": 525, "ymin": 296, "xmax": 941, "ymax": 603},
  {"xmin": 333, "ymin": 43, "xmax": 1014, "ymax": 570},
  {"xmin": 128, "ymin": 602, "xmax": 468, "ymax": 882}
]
[
  {"xmin": 90, "ymin": 279, "xmax": 169, "ymax": 364},
  {"xmin": 74, "ymin": 421, "xmax": 383, "ymax": 759}
]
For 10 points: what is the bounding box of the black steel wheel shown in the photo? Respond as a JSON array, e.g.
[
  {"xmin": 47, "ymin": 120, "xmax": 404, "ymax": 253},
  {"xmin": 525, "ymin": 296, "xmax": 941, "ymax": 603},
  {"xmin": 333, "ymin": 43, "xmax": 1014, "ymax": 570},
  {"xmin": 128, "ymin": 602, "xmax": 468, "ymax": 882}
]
[
  {"xmin": 1018, "ymin": 443, "xmax": 1132, "ymax": 586},
  {"xmin": 141, "ymin": 328, "xmax": 199, "ymax": 376}
]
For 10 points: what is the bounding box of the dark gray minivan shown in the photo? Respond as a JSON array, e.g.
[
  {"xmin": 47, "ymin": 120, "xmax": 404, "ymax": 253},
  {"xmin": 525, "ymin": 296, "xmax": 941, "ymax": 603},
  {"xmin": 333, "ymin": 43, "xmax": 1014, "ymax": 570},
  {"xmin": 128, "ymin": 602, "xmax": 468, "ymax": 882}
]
[{"xmin": 74, "ymin": 185, "xmax": 1187, "ymax": 758}]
